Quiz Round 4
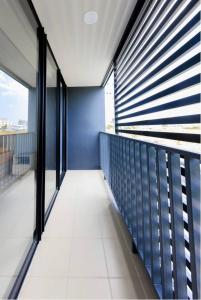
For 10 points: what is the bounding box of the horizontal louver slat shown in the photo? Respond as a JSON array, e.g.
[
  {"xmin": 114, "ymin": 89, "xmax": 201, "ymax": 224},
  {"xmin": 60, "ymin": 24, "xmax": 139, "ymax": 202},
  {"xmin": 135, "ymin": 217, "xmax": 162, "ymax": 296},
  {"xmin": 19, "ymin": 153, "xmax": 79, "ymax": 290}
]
[
  {"xmin": 115, "ymin": 0, "xmax": 200, "ymax": 144},
  {"xmin": 116, "ymin": 30, "xmax": 200, "ymax": 101},
  {"xmin": 116, "ymin": 0, "xmax": 199, "ymax": 87}
]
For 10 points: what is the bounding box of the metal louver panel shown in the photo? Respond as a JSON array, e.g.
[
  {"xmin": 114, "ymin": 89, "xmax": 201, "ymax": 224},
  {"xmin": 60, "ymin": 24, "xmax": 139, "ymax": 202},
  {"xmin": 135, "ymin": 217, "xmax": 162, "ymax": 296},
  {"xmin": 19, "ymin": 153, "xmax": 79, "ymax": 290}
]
[
  {"xmin": 100, "ymin": 132, "xmax": 201, "ymax": 299},
  {"xmin": 114, "ymin": 0, "xmax": 201, "ymax": 143}
]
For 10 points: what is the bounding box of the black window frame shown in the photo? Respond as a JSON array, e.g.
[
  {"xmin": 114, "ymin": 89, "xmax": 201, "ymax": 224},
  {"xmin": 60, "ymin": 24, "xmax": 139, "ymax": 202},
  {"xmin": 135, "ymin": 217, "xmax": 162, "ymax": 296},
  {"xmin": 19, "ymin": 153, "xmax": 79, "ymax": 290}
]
[{"xmin": 7, "ymin": 1, "xmax": 68, "ymax": 298}]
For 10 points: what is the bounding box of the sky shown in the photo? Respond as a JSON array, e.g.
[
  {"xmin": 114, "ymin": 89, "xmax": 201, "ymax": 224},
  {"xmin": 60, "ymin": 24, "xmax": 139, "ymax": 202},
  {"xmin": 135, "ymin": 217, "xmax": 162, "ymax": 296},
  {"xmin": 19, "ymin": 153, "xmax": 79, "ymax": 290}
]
[
  {"xmin": 0, "ymin": 70, "xmax": 28, "ymax": 124},
  {"xmin": 104, "ymin": 72, "xmax": 115, "ymax": 126}
]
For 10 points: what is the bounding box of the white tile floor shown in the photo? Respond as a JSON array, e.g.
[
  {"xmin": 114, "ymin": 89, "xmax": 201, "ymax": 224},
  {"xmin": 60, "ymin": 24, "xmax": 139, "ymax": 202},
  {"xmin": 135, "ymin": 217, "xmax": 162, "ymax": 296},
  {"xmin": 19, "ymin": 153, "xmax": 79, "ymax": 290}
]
[{"xmin": 19, "ymin": 170, "xmax": 157, "ymax": 299}]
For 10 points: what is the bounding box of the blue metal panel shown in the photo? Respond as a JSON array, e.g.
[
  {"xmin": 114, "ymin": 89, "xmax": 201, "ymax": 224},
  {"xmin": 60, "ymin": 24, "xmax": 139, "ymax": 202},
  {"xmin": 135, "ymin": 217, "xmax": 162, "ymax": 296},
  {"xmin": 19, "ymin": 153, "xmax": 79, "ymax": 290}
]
[
  {"xmin": 148, "ymin": 146, "xmax": 161, "ymax": 286},
  {"xmin": 141, "ymin": 143, "xmax": 151, "ymax": 267},
  {"xmin": 168, "ymin": 152, "xmax": 187, "ymax": 299},
  {"xmin": 130, "ymin": 140, "xmax": 137, "ymax": 240},
  {"xmin": 45, "ymin": 88, "xmax": 57, "ymax": 170},
  {"xmin": 68, "ymin": 87, "xmax": 105, "ymax": 169},
  {"xmin": 135, "ymin": 142, "xmax": 143, "ymax": 255},
  {"xmin": 126, "ymin": 139, "xmax": 132, "ymax": 233},
  {"xmin": 157, "ymin": 149, "xmax": 173, "ymax": 299},
  {"xmin": 118, "ymin": 136, "xmax": 122, "ymax": 209},
  {"xmin": 110, "ymin": 136, "xmax": 115, "ymax": 196},
  {"xmin": 99, "ymin": 132, "xmax": 200, "ymax": 299},
  {"xmin": 110, "ymin": 136, "xmax": 114, "ymax": 190},
  {"xmin": 122, "ymin": 138, "xmax": 126, "ymax": 219},
  {"xmin": 114, "ymin": 136, "xmax": 119, "ymax": 202},
  {"xmin": 119, "ymin": 137, "xmax": 124, "ymax": 215},
  {"xmin": 185, "ymin": 157, "xmax": 200, "ymax": 299}
]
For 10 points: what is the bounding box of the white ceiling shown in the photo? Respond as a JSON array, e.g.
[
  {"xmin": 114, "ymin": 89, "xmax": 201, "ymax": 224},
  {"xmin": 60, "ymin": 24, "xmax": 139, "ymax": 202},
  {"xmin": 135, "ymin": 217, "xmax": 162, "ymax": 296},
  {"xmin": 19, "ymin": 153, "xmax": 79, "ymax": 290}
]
[{"xmin": 32, "ymin": 0, "xmax": 137, "ymax": 87}]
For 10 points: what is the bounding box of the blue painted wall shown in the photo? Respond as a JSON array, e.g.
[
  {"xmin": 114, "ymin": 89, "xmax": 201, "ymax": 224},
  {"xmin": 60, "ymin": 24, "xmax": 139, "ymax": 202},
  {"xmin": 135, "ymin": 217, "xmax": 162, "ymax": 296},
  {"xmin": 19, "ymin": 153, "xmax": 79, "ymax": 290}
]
[
  {"xmin": 68, "ymin": 87, "xmax": 105, "ymax": 169},
  {"xmin": 45, "ymin": 88, "xmax": 57, "ymax": 170}
]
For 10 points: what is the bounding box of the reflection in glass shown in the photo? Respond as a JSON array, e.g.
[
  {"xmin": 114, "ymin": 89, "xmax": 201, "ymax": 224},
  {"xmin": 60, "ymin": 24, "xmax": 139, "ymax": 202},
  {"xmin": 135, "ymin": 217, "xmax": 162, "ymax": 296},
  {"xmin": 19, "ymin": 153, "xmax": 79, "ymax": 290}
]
[
  {"xmin": 45, "ymin": 48, "xmax": 57, "ymax": 211},
  {"xmin": 60, "ymin": 82, "xmax": 63, "ymax": 175},
  {"xmin": 0, "ymin": 1, "xmax": 38, "ymax": 297}
]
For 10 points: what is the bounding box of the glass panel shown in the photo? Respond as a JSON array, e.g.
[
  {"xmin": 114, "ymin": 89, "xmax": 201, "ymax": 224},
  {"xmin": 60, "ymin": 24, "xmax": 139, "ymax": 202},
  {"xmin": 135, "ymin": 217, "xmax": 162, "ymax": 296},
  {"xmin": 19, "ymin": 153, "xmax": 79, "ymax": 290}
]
[
  {"xmin": 0, "ymin": 1, "xmax": 38, "ymax": 297},
  {"xmin": 60, "ymin": 82, "xmax": 63, "ymax": 175},
  {"xmin": 45, "ymin": 48, "xmax": 57, "ymax": 211}
]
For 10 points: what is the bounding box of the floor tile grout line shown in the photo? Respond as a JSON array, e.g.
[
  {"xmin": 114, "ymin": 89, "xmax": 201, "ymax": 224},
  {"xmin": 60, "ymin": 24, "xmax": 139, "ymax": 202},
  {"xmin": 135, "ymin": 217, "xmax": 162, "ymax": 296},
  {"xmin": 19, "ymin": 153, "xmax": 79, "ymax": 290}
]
[
  {"xmin": 100, "ymin": 238, "xmax": 113, "ymax": 299},
  {"xmin": 24, "ymin": 275, "xmax": 138, "ymax": 279}
]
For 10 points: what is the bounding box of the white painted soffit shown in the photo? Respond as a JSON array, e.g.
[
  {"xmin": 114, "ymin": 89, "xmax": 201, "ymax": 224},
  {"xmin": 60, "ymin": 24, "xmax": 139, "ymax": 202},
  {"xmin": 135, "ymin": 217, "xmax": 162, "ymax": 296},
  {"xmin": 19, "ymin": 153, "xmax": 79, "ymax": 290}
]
[{"xmin": 32, "ymin": 0, "xmax": 137, "ymax": 87}]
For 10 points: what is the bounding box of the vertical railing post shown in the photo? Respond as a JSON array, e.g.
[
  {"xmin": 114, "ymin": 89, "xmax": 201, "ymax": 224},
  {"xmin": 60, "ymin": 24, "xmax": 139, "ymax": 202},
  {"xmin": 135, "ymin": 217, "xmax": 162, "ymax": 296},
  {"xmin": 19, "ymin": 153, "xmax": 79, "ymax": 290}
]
[
  {"xmin": 135, "ymin": 142, "xmax": 143, "ymax": 255},
  {"xmin": 126, "ymin": 139, "xmax": 132, "ymax": 233},
  {"xmin": 113, "ymin": 136, "xmax": 118, "ymax": 201},
  {"xmin": 141, "ymin": 144, "xmax": 151, "ymax": 267},
  {"xmin": 168, "ymin": 152, "xmax": 188, "ymax": 299},
  {"xmin": 148, "ymin": 146, "xmax": 161, "ymax": 287},
  {"xmin": 185, "ymin": 157, "xmax": 200, "ymax": 299},
  {"xmin": 122, "ymin": 138, "xmax": 127, "ymax": 222},
  {"xmin": 130, "ymin": 140, "xmax": 137, "ymax": 246},
  {"xmin": 120, "ymin": 138, "xmax": 123, "ymax": 215},
  {"xmin": 157, "ymin": 149, "xmax": 173, "ymax": 299},
  {"xmin": 115, "ymin": 136, "xmax": 119, "ymax": 206}
]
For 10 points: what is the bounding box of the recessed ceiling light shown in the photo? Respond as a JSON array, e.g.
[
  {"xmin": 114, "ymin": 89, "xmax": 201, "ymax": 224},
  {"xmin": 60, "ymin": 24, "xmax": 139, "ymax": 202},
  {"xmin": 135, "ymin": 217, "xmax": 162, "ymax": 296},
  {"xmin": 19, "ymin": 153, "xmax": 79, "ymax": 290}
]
[{"xmin": 84, "ymin": 11, "xmax": 98, "ymax": 25}]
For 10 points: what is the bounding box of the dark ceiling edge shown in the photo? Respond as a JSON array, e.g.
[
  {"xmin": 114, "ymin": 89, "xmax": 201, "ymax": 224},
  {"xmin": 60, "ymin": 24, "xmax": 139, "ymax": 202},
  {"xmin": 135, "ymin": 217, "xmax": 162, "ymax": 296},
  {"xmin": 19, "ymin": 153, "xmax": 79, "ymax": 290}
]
[
  {"xmin": 27, "ymin": 0, "xmax": 68, "ymax": 86},
  {"xmin": 26, "ymin": 0, "xmax": 43, "ymax": 28},
  {"xmin": 101, "ymin": 0, "xmax": 146, "ymax": 87}
]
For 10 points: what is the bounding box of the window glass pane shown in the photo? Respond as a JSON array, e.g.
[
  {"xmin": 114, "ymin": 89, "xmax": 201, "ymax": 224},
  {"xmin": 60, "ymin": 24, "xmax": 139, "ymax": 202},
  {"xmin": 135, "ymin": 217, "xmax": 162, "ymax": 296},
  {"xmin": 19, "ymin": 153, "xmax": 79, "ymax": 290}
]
[
  {"xmin": 60, "ymin": 82, "xmax": 63, "ymax": 175},
  {"xmin": 0, "ymin": 1, "xmax": 38, "ymax": 297},
  {"xmin": 45, "ymin": 48, "xmax": 57, "ymax": 211}
]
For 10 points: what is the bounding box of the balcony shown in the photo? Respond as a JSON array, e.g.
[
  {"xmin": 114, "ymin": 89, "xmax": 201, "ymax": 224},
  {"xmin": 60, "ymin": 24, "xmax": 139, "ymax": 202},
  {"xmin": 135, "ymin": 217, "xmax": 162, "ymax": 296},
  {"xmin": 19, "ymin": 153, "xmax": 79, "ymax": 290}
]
[
  {"xmin": 0, "ymin": 0, "xmax": 200, "ymax": 299},
  {"xmin": 18, "ymin": 170, "xmax": 157, "ymax": 299}
]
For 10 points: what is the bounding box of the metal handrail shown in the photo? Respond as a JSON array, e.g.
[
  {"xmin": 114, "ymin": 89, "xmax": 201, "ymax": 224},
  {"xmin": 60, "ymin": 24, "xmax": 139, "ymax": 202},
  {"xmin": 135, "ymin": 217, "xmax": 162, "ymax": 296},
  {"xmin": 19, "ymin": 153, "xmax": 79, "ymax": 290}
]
[{"xmin": 100, "ymin": 131, "xmax": 200, "ymax": 158}]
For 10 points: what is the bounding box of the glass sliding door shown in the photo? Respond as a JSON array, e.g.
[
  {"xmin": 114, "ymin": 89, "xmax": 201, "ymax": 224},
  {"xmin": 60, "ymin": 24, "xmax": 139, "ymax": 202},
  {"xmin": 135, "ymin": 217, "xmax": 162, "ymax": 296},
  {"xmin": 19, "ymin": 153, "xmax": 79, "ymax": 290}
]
[
  {"xmin": 64, "ymin": 86, "xmax": 67, "ymax": 171},
  {"xmin": 60, "ymin": 81, "xmax": 63, "ymax": 176},
  {"xmin": 59, "ymin": 78, "xmax": 66, "ymax": 181},
  {"xmin": 0, "ymin": 1, "xmax": 38, "ymax": 298},
  {"xmin": 45, "ymin": 47, "xmax": 57, "ymax": 212}
]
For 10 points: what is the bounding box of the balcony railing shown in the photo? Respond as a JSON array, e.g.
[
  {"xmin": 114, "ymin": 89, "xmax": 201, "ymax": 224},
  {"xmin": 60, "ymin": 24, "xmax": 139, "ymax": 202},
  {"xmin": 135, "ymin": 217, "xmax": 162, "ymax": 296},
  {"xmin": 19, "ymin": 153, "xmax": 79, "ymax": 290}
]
[
  {"xmin": 0, "ymin": 132, "xmax": 35, "ymax": 189},
  {"xmin": 100, "ymin": 132, "xmax": 200, "ymax": 300}
]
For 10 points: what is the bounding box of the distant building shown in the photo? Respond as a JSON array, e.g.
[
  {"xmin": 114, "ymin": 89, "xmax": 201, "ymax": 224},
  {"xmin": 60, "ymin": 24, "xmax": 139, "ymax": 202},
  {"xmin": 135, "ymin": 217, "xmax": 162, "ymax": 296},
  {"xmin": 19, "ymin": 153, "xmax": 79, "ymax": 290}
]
[
  {"xmin": 18, "ymin": 120, "xmax": 28, "ymax": 128},
  {"xmin": 0, "ymin": 118, "xmax": 10, "ymax": 128},
  {"xmin": 0, "ymin": 118, "xmax": 27, "ymax": 131}
]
